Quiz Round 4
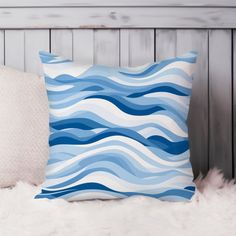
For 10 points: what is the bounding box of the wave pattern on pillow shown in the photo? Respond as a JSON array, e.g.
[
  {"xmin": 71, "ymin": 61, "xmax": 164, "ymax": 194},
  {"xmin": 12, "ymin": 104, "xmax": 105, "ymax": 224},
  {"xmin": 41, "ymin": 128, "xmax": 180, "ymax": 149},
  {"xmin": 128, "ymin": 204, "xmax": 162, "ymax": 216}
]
[{"xmin": 36, "ymin": 51, "xmax": 197, "ymax": 201}]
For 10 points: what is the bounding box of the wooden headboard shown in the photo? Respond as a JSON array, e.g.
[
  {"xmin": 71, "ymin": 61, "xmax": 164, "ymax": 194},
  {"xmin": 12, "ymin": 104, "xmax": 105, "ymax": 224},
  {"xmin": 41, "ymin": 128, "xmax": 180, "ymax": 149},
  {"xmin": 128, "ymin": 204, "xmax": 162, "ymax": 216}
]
[{"xmin": 1, "ymin": 0, "xmax": 236, "ymax": 178}]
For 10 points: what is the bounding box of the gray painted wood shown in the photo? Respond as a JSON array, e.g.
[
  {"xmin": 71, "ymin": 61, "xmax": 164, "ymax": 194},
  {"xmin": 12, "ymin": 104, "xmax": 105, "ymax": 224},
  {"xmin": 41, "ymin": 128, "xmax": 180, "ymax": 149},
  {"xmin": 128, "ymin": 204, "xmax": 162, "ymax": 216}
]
[
  {"xmin": 1, "ymin": 7, "xmax": 236, "ymax": 29},
  {"xmin": 155, "ymin": 30, "xmax": 209, "ymax": 176},
  {"xmin": 5, "ymin": 30, "xmax": 49, "ymax": 74},
  {"xmin": 156, "ymin": 29, "xmax": 177, "ymax": 61},
  {"xmin": 5, "ymin": 30, "xmax": 24, "ymax": 70},
  {"xmin": 1, "ymin": 0, "xmax": 236, "ymax": 7},
  {"xmin": 120, "ymin": 29, "xmax": 154, "ymax": 67},
  {"xmin": 24, "ymin": 30, "xmax": 49, "ymax": 75},
  {"xmin": 73, "ymin": 29, "xmax": 94, "ymax": 64},
  {"xmin": 0, "ymin": 30, "xmax": 4, "ymax": 65},
  {"xmin": 51, "ymin": 30, "xmax": 73, "ymax": 59},
  {"xmin": 176, "ymin": 30, "xmax": 209, "ymax": 176},
  {"xmin": 234, "ymin": 30, "xmax": 236, "ymax": 178},
  {"xmin": 209, "ymin": 30, "xmax": 232, "ymax": 179},
  {"xmin": 94, "ymin": 29, "xmax": 119, "ymax": 66},
  {"xmin": 1, "ymin": 27, "xmax": 235, "ymax": 178}
]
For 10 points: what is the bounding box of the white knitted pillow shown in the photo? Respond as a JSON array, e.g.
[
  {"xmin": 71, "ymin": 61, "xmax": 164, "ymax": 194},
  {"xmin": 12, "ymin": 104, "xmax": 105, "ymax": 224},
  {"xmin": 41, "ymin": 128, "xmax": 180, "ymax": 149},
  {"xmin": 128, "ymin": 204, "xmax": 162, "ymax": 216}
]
[{"xmin": 0, "ymin": 66, "xmax": 49, "ymax": 187}]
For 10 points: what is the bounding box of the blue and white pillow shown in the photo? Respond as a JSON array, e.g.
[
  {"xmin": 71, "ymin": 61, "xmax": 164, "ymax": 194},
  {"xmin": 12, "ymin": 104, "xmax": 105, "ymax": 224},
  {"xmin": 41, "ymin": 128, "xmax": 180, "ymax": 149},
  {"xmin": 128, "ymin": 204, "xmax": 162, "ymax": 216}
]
[{"xmin": 36, "ymin": 51, "xmax": 197, "ymax": 201}]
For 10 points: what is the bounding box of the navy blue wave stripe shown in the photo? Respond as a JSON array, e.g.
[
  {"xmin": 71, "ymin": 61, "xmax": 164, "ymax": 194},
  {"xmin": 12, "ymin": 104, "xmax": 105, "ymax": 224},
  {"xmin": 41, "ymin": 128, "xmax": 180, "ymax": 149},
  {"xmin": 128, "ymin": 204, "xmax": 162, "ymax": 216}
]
[
  {"xmin": 184, "ymin": 186, "xmax": 195, "ymax": 191},
  {"xmin": 50, "ymin": 118, "xmax": 108, "ymax": 130},
  {"xmin": 49, "ymin": 128, "xmax": 153, "ymax": 147},
  {"xmin": 128, "ymin": 86, "xmax": 189, "ymax": 98},
  {"xmin": 46, "ymin": 75, "xmax": 190, "ymax": 97},
  {"xmin": 147, "ymin": 136, "xmax": 189, "ymax": 154},
  {"xmin": 49, "ymin": 128, "xmax": 189, "ymax": 154},
  {"xmin": 35, "ymin": 183, "xmax": 195, "ymax": 200},
  {"xmin": 50, "ymin": 119, "xmax": 185, "ymax": 143},
  {"xmin": 85, "ymin": 95, "xmax": 165, "ymax": 116}
]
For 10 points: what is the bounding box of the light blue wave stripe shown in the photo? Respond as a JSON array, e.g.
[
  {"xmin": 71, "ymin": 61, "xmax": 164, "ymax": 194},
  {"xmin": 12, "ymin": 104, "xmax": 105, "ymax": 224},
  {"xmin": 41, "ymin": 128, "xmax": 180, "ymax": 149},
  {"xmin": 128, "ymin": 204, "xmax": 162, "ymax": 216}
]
[
  {"xmin": 47, "ymin": 153, "xmax": 158, "ymax": 178},
  {"xmin": 49, "ymin": 108, "xmax": 187, "ymax": 135},
  {"xmin": 46, "ymin": 79, "xmax": 191, "ymax": 98},
  {"xmin": 48, "ymin": 93, "xmax": 189, "ymax": 122},
  {"xmin": 49, "ymin": 132, "xmax": 189, "ymax": 159},
  {"xmin": 63, "ymin": 189, "xmax": 127, "ymax": 200},
  {"xmin": 47, "ymin": 161, "xmax": 191, "ymax": 189},
  {"xmin": 47, "ymin": 150, "xmax": 191, "ymax": 180}
]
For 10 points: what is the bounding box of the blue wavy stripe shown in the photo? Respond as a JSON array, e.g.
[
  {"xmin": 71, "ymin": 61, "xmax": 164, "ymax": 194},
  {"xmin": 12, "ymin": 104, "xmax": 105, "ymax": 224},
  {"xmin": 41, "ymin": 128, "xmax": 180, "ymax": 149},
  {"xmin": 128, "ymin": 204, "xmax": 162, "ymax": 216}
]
[
  {"xmin": 39, "ymin": 51, "xmax": 71, "ymax": 64},
  {"xmin": 119, "ymin": 57, "xmax": 196, "ymax": 78},
  {"xmin": 85, "ymin": 95, "xmax": 165, "ymax": 116},
  {"xmin": 46, "ymin": 77, "xmax": 191, "ymax": 99},
  {"xmin": 47, "ymin": 153, "xmax": 189, "ymax": 179},
  {"xmin": 47, "ymin": 163, "xmax": 191, "ymax": 189},
  {"xmin": 35, "ymin": 183, "xmax": 195, "ymax": 200},
  {"xmin": 49, "ymin": 94, "xmax": 188, "ymax": 122},
  {"xmin": 49, "ymin": 128, "xmax": 189, "ymax": 154},
  {"xmin": 128, "ymin": 85, "xmax": 190, "ymax": 98},
  {"xmin": 50, "ymin": 118, "xmax": 108, "ymax": 130},
  {"xmin": 49, "ymin": 138, "xmax": 189, "ymax": 164},
  {"xmin": 37, "ymin": 51, "xmax": 196, "ymax": 201}
]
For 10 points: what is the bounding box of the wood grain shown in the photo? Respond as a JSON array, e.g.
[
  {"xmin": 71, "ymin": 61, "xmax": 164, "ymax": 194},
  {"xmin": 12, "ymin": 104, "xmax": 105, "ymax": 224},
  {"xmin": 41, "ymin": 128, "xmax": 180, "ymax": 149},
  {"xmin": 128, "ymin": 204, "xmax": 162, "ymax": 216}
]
[
  {"xmin": 209, "ymin": 29, "xmax": 233, "ymax": 179},
  {"xmin": 51, "ymin": 29, "xmax": 73, "ymax": 59},
  {"xmin": 5, "ymin": 30, "xmax": 25, "ymax": 70},
  {"xmin": 73, "ymin": 29, "xmax": 94, "ymax": 64},
  {"xmin": 1, "ymin": 0, "xmax": 236, "ymax": 7},
  {"xmin": 0, "ymin": 7, "xmax": 236, "ymax": 29},
  {"xmin": 176, "ymin": 30, "xmax": 209, "ymax": 176},
  {"xmin": 234, "ymin": 30, "xmax": 236, "ymax": 178},
  {"xmin": 94, "ymin": 29, "xmax": 119, "ymax": 66},
  {"xmin": 156, "ymin": 29, "xmax": 177, "ymax": 61},
  {"xmin": 155, "ymin": 29, "xmax": 209, "ymax": 177},
  {"xmin": 0, "ymin": 30, "xmax": 4, "ymax": 65},
  {"xmin": 24, "ymin": 30, "xmax": 49, "ymax": 75},
  {"xmin": 120, "ymin": 29, "xmax": 154, "ymax": 67}
]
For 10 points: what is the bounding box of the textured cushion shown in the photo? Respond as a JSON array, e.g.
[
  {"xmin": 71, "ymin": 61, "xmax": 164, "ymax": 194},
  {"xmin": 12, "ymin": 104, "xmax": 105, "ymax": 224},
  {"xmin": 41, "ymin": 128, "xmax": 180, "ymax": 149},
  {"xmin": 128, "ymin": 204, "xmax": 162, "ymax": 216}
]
[
  {"xmin": 36, "ymin": 51, "xmax": 197, "ymax": 201},
  {"xmin": 0, "ymin": 66, "xmax": 49, "ymax": 187}
]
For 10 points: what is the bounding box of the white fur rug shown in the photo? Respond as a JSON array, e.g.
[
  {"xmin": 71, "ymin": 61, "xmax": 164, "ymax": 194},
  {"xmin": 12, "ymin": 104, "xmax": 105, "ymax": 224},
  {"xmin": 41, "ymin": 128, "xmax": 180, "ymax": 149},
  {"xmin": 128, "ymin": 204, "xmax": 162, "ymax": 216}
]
[{"xmin": 0, "ymin": 169, "xmax": 236, "ymax": 236}]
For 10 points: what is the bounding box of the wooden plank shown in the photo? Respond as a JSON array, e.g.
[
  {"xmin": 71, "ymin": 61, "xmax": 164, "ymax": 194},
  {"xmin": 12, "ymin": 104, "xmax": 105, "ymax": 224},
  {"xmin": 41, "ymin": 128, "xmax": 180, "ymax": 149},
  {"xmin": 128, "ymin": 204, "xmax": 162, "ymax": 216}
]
[
  {"xmin": 0, "ymin": 7, "xmax": 236, "ymax": 29},
  {"xmin": 209, "ymin": 30, "xmax": 232, "ymax": 179},
  {"xmin": 94, "ymin": 29, "xmax": 119, "ymax": 66},
  {"xmin": 234, "ymin": 30, "xmax": 236, "ymax": 178},
  {"xmin": 120, "ymin": 29, "xmax": 154, "ymax": 67},
  {"xmin": 5, "ymin": 30, "xmax": 24, "ymax": 71},
  {"xmin": 51, "ymin": 29, "xmax": 73, "ymax": 59},
  {"xmin": 24, "ymin": 30, "xmax": 49, "ymax": 75},
  {"xmin": 0, "ymin": 30, "xmax": 4, "ymax": 65},
  {"xmin": 176, "ymin": 30, "xmax": 209, "ymax": 177},
  {"xmin": 73, "ymin": 29, "xmax": 94, "ymax": 64},
  {"xmin": 156, "ymin": 29, "xmax": 176, "ymax": 61},
  {"xmin": 1, "ymin": 0, "xmax": 236, "ymax": 7}
]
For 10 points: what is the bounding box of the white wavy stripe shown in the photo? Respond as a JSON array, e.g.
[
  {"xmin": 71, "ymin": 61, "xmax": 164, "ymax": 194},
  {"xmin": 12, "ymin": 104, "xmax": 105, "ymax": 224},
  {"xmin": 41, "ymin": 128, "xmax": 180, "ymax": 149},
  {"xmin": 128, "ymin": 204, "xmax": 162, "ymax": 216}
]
[
  {"xmin": 138, "ymin": 127, "xmax": 174, "ymax": 140},
  {"xmin": 144, "ymin": 92, "xmax": 189, "ymax": 109},
  {"xmin": 50, "ymin": 136, "xmax": 190, "ymax": 163},
  {"xmin": 43, "ymin": 171, "xmax": 192, "ymax": 193},
  {"xmin": 155, "ymin": 60, "xmax": 195, "ymax": 77},
  {"xmin": 122, "ymin": 63, "xmax": 151, "ymax": 72},
  {"xmin": 46, "ymin": 84, "xmax": 74, "ymax": 92},
  {"xmin": 50, "ymin": 99, "xmax": 187, "ymax": 137},
  {"xmin": 43, "ymin": 160, "xmax": 193, "ymax": 190},
  {"xmin": 66, "ymin": 191, "xmax": 125, "ymax": 201},
  {"xmin": 44, "ymin": 63, "xmax": 91, "ymax": 78},
  {"xmin": 46, "ymin": 144, "xmax": 189, "ymax": 176},
  {"xmin": 119, "ymin": 61, "xmax": 194, "ymax": 82},
  {"xmin": 109, "ymin": 73, "xmax": 192, "ymax": 88}
]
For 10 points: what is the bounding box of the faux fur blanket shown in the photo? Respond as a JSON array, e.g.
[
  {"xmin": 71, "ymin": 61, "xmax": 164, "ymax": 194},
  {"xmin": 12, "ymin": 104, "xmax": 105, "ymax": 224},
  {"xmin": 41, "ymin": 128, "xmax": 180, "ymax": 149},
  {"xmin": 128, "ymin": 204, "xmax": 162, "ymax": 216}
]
[{"xmin": 0, "ymin": 169, "xmax": 235, "ymax": 236}]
